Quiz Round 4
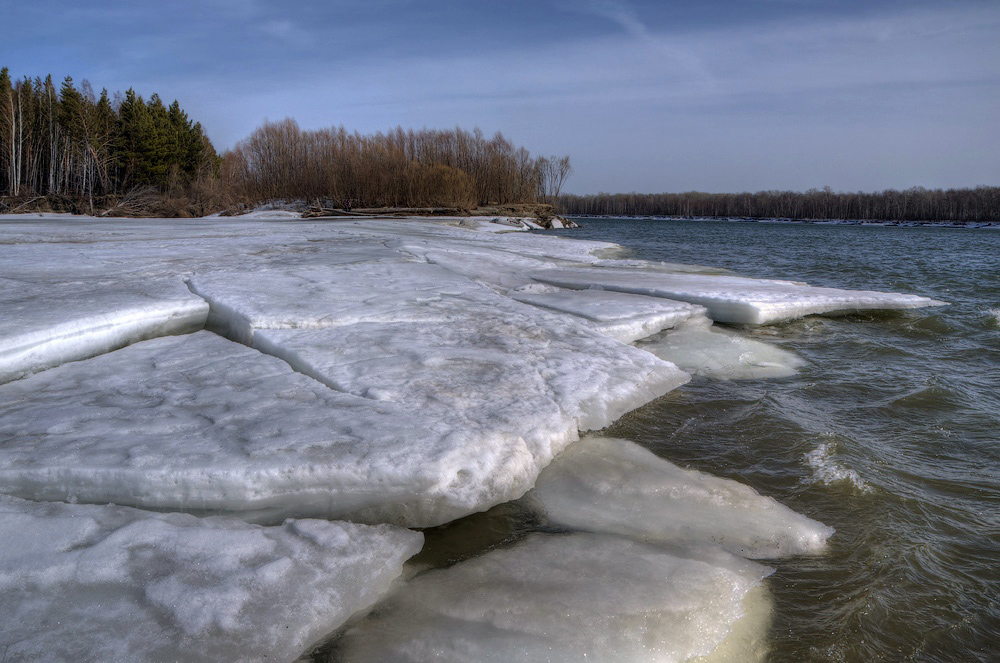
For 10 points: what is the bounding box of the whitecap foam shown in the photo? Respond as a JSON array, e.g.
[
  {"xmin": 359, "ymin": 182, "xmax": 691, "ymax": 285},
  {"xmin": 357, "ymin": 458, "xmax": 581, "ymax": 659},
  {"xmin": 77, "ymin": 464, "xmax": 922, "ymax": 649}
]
[{"xmin": 803, "ymin": 443, "xmax": 872, "ymax": 493}]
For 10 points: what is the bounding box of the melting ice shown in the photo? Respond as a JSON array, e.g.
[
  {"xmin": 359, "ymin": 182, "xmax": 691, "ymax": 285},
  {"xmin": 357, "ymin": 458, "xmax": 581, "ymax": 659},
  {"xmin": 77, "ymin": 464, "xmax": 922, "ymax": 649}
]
[
  {"xmin": 639, "ymin": 318, "xmax": 806, "ymax": 380},
  {"xmin": 0, "ymin": 215, "xmax": 938, "ymax": 662},
  {"xmin": 530, "ymin": 436, "xmax": 833, "ymax": 558}
]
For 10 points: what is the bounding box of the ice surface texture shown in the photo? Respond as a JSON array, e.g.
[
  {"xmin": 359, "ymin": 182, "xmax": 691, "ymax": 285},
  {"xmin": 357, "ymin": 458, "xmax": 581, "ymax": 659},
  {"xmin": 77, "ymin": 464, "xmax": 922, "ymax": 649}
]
[
  {"xmin": 530, "ymin": 267, "xmax": 946, "ymax": 325},
  {"xmin": 0, "ymin": 495, "xmax": 422, "ymax": 663},
  {"xmin": 510, "ymin": 287, "xmax": 709, "ymax": 343},
  {"xmin": 336, "ymin": 532, "xmax": 770, "ymax": 663},
  {"xmin": 0, "ymin": 277, "xmax": 207, "ymax": 384},
  {"xmin": 0, "ymin": 331, "xmax": 595, "ymax": 527},
  {"xmin": 530, "ymin": 436, "xmax": 833, "ymax": 558}
]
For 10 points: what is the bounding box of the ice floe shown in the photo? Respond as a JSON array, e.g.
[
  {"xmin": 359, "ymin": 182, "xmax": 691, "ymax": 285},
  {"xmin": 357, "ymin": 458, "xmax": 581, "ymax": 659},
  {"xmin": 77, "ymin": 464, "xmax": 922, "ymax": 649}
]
[
  {"xmin": 638, "ymin": 318, "xmax": 806, "ymax": 379},
  {"xmin": 335, "ymin": 532, "xmax": 771, "ymax": 663},
  {"xmin": 529, "ymin": 267, "xmax": 946, "ymax": 325},
  {"xmin": 530, "ymin": 437, "xmax": 833, "ymax": 558},
  {"xmin": 510, "ymin": 286, "xmax": 708, "ymax": 343},
  {"xmin": 0, "ymin": 331, "xmax": 550, "ymax": 527},
  {"xmin": 0, "ymin": 494, "xmax": 421, "ymax": 663}
]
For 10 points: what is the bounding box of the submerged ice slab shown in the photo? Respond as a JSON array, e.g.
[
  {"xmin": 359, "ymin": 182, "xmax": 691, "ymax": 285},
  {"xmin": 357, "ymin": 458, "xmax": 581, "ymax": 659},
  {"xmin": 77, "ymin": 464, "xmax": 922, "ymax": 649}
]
[
  {"xmin": 530, "ymin": 437, "xmax": 833, "ymax": 558},
  {"xmin": 0, "ymin": 495, "xmax": 422, "ymax": 663},
  {"xmin": 638, "ymin": 319, "xmax": 806, "ymax": 380},
  {"xmin": 335, "ymin": 532, "xmax": 770, "ymax": 663},
  {"xmin": 529, "ymin": 267, "xmax": 946, "ymax": 325},
  {"xmin": 0, "ymin": 332, "xmax": 550, "ymax": 527},
  {"xmin": 0, "ymin": 277, "xmax": 207, "ymax": 384},
  {"xmin": 510, "ymin": 286, "xmax": 708, "ymax": 343}
]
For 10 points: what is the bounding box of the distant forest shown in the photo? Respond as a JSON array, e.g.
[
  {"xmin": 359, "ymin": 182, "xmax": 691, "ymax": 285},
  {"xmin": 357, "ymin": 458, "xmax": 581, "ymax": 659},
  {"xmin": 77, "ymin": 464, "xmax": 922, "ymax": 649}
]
[
  {"xmin": 0, "ymin": 68, "xmax": 218, "ymax": 215},
  {"xmin": 0, "ymin": 68, "xmax": 571, "ymax": 216},
  {"xmin": 224, "ymin": 119, "xmax": 573, "ymax": 209},
  {"xmin": 558, "ymin": 187, "xmax": 1000, "ymax": 222},
  {"xmin": 2, "ymin": 68, "xmax": 995, "ymax": 220}
]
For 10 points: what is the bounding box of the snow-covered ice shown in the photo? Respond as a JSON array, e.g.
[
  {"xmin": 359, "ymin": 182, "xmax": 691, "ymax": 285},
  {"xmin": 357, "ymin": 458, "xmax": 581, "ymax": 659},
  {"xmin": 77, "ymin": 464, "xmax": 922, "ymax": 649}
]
[
  {"xmin": 530, "ymin": 437, "xmax": 833, "ymax": 558},
  {"xmin": 529, "ymin": 267, "xmax": 946, "ymax": 325},
  {"xmin": 0, "ymin": 277, "xmax": 207, "ymax": 384},
  {"xmin": 0, "ymin": 494, "xmax": 422, "ymax": 663},
  {"xmin": 0, "ymin": 331, "xmax": 558, "ymax": 527},
  {"xmin": 638, "ymin": 318, "xmax": 806, "ymax": 379},
  {"xmin": 335, "ymin": 532, "xmax": 771, "ymax": 663},
  {"xmin": 510, "ymin": 286, "xmax": 708, "ymax": 343}
]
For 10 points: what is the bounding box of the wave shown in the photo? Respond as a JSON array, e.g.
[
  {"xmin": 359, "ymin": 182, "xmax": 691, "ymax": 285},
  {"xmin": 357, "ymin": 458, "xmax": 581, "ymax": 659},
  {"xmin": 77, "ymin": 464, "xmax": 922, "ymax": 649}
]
[{"xmin": 803, "ymin": 442, "xmax": 872, "ymax": 494}]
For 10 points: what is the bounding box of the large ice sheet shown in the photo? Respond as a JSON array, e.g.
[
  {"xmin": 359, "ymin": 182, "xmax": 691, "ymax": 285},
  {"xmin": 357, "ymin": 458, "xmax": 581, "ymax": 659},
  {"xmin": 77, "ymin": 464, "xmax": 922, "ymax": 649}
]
[
  {"xmin": 530, "ymin": 267, "xmax": 946, "ymax": 325},
  {"xmin": 335, "ymin": 532, "xmax": 771, "ymax": 663},
  {"xmin": 531, "ymin": 437, "xmax": 833, "ymax": 558},
  {"xmin": 0, "ymin": 495, "xmax": 422, "ymax": 663},
  {"xmin": 245, "ymin": 287, "xmax": 689, "ymax": 437},
  {"xmin": 0, "ymin": 277, "xmax": 207, "ymax": 384},
  {"xmin": 510, "ymin": 286, "xmax": 709, "ymax": 343},
  {"xmin": 0, "ymin": 332, "xmax": 545, "ymax": 527}
]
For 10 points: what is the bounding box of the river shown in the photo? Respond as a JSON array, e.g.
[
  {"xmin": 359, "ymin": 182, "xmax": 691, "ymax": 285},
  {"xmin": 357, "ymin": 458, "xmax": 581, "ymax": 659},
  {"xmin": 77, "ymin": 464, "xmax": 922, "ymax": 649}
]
[{"xmin": 538, "ymin": 218, "xmax": 1000, "ymax": 662}]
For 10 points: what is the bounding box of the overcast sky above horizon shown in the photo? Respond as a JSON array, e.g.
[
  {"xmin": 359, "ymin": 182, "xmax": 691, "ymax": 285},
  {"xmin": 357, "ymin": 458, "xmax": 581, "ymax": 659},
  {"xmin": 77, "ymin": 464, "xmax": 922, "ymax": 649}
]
[{"xmin": 4, "ymin": 0, "xmax": 997, "ymax": 194}]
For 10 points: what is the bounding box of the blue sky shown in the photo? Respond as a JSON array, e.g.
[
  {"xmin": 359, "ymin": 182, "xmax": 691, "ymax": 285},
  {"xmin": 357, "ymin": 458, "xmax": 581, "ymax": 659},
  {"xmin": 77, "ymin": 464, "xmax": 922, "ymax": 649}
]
[{"xmin": 3, "ymin": 0, "xmax": 997, "ymax": 194}]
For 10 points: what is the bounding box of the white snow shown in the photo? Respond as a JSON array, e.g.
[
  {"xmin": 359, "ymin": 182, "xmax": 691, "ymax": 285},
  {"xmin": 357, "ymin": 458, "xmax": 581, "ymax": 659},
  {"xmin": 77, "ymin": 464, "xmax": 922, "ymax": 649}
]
[
  {"xmin": 510, "ymin": 287, "xmax": 708, "ymax": 343},
  {"xmin": 530, "ymin": 436, "xmax": 833, "ymax": 558},
  {"xmin": 335, "ymin": 532, "xmax": 771, "ymax": 663},
  {"xmin": 638, "ymin": 318, "xmax": 806, "ymax": 379},
  {"xmin": 529, "ymin": 267, "xmax": 947, "ymax": 325},
  {"xmin": 0, "ymin": 494, "xmax": 422, "ymax": 663}
]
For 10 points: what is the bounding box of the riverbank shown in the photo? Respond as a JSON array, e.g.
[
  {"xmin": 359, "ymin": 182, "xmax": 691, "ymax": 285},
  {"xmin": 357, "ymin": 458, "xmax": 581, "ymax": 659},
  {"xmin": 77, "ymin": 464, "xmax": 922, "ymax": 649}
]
[{"xmin": 0, "ymin": 216, "xmax": 946, "ymax": 661}]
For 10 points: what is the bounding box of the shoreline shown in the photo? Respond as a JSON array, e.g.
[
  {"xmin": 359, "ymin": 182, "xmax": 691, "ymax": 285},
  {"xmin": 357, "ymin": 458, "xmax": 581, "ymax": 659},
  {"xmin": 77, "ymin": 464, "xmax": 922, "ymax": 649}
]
[{"xmin": 0, "ymin": 215, "xmax": 946, "ymax": 662}]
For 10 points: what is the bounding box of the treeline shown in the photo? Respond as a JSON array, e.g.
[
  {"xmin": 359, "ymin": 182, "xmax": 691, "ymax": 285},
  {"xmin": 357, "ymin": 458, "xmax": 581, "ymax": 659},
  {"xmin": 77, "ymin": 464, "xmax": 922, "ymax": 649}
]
[
  {"xmin": 558, "ymin": 186, "xmax": 1000, "ymax": 222},
  {"xmin": 0, "ymin": 67, "xmax": 217, "ymax": 214},
  {"xmin": 223, "ymin": 119, "xmax": 571, "ymax": 209}
]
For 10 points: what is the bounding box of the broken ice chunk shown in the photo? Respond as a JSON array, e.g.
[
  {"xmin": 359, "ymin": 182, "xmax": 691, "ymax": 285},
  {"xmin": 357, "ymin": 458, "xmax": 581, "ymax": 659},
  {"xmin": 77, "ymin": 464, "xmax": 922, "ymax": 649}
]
[
  {"xmin": 0, "ymin": 495, "xmax": 422, "ymax": 663},
  {"xmin": 531, "ymin": 437, "xmax": 833, "ymax": 558},
  {"xmin": 335, "ymin": 532, "xmax": 771, "ymax": 663},
  {"xmin": 529, "ymin": 267, "xmax": 946, "ymax": 325},
  {"xmin": 510, "ymin": 287, "xmax": 709, "ymax": 343},
  {"xmin": 638, "ymin": 318, "xmax": 806, "ymax": 379}
]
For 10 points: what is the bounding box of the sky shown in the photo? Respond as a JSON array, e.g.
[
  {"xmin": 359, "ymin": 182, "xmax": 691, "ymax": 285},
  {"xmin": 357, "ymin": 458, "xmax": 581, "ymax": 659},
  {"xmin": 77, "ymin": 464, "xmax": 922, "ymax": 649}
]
[{"xmin": 3, "ymin": 0, "xmax": 998, "ymax": 194}]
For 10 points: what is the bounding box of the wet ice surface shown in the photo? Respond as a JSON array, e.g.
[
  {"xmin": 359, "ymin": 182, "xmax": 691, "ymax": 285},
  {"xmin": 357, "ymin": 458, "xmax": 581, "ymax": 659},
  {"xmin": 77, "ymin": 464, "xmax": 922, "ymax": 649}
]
[
  {"xmin": 0, "ymin": 494, "xmax": 422, "ymax": 663},
  {"xmin": 638, "ymin": 318, "xmax": 807, "ymax": 380},
  {"xmin": 530, "ymin": 437, "xmax": 833, "ymax": 558},
  {"xmin": 510, "ymin": 286, "xmax": 708, "ymax": 343},
  {"xmin": 0, "ymin": 216, "xmax": 935, "ymax": 662},
  {"xmin": 334, "ymin": 532, "xmax": 771, "ymax": 663},
  {"xmin": 529, "ymin": 266, "xmax": 946, "ymax": 325}
]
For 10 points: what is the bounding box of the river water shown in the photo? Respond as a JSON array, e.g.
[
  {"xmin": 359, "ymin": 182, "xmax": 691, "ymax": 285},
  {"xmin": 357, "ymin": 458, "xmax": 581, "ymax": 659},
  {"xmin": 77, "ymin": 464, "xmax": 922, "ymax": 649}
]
[
  {"xmin": 538, "ymin": 218, "xmax": 1000, "ymax": 662},
  {"xmin": 320, "ymin": 217, "xmax": 999, "ymax": 662}
]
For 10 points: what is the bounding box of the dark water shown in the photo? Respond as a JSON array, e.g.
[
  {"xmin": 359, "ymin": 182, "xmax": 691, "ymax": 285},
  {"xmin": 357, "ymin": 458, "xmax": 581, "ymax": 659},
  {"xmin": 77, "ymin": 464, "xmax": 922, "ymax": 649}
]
[{"xmin": 542, "ymin": 219, "xmax": 1000, "ymax": 662}]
